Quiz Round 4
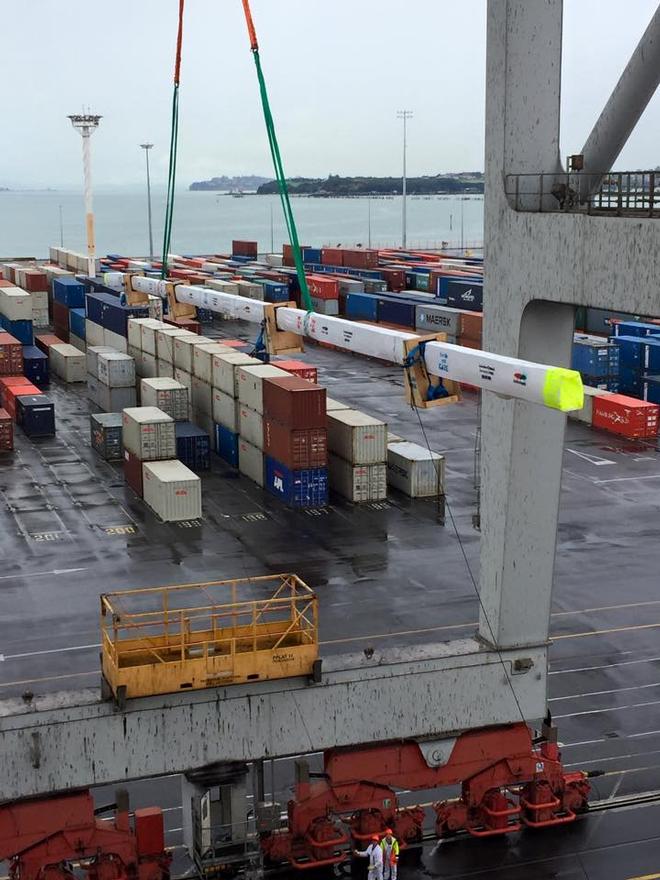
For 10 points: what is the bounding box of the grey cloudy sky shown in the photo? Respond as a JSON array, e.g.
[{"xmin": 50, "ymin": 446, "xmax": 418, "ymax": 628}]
[{"xmin": 2, "ymin": 0, "xmax": 660, "ymax": 188}]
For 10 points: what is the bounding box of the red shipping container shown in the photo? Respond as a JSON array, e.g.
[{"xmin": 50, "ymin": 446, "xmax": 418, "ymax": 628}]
[
  {"xmin": 263, "ymin": 375, "xmax": 326, "ymax": 428},
  {"xmin": 124, "ymin": 449, "xmax": 144, "ymax": 497},
  {"xmin": 232, "ymin": 240, "xmax": 258, "ymax": 258},
  {"xmin": 134, "ymin": 808, "xmax": 165, "ymax": 857},
  {"xmin": 282, "ymin": 243, "xmax": 309, "ymax": 267},
  {"xmin": 35, "ymin": 333, "xmax": 65, "ymax": 355},
  {"xmin": 52, "ymin": 299, "xmax": 69, "ymax": 326},
  {"xmin": 306, "ymin": 274, "xmax": 339, "ymax": 300},
  {"xmin": 592, "ymin": 394, "xmax": 660, "ymax": 439},
  {"xmin": 273, "ymin": 359, "xmax": 318, "ymax": 383},
  {"xmin": 0, "ymin": 408, "xmax": 13, "ymax": 451},
  {"xmin": 2, "ymin": 380, "xmax": 41, "ymax": 420},
  {"xmin": 459, "ymin": 312, "xmax": 483, "ymax": 343},
  {"xmin": 342, "ymin": 249, "xmax": 378, "ymax": 270},
  {"xmin": 380, "ymin": 268, "xmax": 406, "ymax": 292},
  {"xmin": 163, "ymin": 316, "xmax": 201, "ymax": 335},
  {"xmin": 0, "ymin": 332, "xmax": 24, "ymax": 376},
  {"xmin": 321, "ymin": 247, "xmax": 344, "ymax": 266},
  {"xmin": 263, "ymin": 418, "xmax": 327, "ymax": 469},
  {"xmin": 0, "ymin": 280, "xmax": 15, "ymax": 288},
  {"xmin": 22, "ymin": 270, "xmax": 48, "ymax": 292}
]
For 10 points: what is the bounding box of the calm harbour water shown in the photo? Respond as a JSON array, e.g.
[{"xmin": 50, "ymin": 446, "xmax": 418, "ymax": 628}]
[{"xmin": 0, "ymin": 189, "xmax": 484, "ymax": 259}]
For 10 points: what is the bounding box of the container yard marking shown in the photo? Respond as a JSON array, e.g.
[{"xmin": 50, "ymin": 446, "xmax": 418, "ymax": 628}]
[
  {"xmin": 566, "ymin": 448, "xmax": 616, "ymax": 466},
  {"xmin": 101, "ymin": 524, "xmax": 137, "ymax": 536},
  {"xmin": 176, "ymin": 519, "xmax": 202, "ymax": 528},
  {"xmin": 241, "ymin": 512, "xmax": 268, "ymax": 522},
  {"xmin": 30, "ymin": 530, "xmax": 67, "ymax": 542}
]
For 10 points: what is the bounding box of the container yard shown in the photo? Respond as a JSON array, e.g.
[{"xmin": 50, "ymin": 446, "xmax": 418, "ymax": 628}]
[{"xmin": 5, "ymin": 2, "xmax": 660, "ymax": 880}]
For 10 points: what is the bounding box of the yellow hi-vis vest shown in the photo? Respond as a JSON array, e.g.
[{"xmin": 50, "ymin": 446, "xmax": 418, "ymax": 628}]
[{"xmin": 380, "ymin": 837, "xmax": 399, "ymax": 864}]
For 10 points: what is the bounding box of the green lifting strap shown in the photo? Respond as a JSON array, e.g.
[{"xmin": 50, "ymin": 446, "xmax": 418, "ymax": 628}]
[
  {"xmin": 242, "ymin": 1, "xmax": 313, "ymax": 312},
  {"xmin": 161, "ymin": 0, "xmax": 185, "ymax": 281}
]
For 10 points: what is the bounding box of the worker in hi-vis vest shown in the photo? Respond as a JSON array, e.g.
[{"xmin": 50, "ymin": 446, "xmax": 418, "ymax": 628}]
[
  {"xmin": 354, "ymin": 834, "xmax": 384, "ymax": 880},
  {"xmin": 380, "ymin": 829, "xmax": 400, "ymax": 880}
]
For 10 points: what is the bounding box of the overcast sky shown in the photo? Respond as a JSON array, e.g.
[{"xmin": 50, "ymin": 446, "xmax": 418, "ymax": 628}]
[{"xmin": 2, "ymin": 0, "xmax": 660, "ymax": 188}]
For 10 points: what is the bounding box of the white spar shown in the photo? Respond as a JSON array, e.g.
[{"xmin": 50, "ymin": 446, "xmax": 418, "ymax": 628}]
[{"xmin": 163, "ymin": 284, "xmax": 582, "ymax": 412}]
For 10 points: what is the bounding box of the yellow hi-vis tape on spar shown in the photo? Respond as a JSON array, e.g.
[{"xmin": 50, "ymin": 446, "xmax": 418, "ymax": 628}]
[{"xmin": 542, "ymin": 368, "xmax": 584, "ymax": 412}]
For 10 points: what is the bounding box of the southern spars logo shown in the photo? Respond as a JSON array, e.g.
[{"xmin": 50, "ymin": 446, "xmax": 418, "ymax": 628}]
[{"xmin": 513, "ymin": 371, "xmax": 527, "ymax": 386}]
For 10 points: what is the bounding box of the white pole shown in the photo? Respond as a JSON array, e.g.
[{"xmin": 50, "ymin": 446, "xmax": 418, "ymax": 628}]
[
  {"xmin": 397, "ymin": 110, "xmax": 413, "ymax": 249},
  {"xmin": 81, "ymin": 133, "xmax": 96, "ymax": 277},
  {"xmin": 141, "ymin": 144, "xmax": 155, "ymax": 260}
]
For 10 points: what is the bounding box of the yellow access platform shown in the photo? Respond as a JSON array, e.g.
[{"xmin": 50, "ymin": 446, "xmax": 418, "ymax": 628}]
[{"xmin": 101, "ymin": 573, "xmax": 319, "ymax": 702}]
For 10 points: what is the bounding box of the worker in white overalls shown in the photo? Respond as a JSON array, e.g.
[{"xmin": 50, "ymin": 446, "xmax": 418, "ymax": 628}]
[
  {"xmin": 354, "ymin": 834, "xmax": 384, "ymax": 880},
  {"xmin": 380, "ymin": 829, "xmax": 399, "ymax": 880}
]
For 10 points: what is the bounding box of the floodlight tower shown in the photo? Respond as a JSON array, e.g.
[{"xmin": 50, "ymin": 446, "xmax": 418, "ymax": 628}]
[
  {"xmin": 397, "ymin": 110, "xmax": 413, "ymax": 249},
  {"xmin": 68, "ymin": 113, "xmax": 102, "ymax": 277}
]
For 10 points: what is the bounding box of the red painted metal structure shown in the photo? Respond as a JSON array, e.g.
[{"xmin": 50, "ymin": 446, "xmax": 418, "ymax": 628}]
[
  {"xmin": 0, "ymin": 790, "xmax": 170, "ymax": 880},
  {"xmin": 260, "ymin": 721, "xmax": 590, "ymax": 870}
]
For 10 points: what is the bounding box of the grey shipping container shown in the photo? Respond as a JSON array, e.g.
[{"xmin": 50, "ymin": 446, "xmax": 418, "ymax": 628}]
[
  {"xmin": 86, "ymin": 345, "xmax": 113, "ymax": 378},
  {"xmin": 90, "ymin": 412, "xmax": 123, "ymax": 461},
  {"xmin": 414, "ymin": 303, "xmax": 462, "ymax": 336},
  {"xmin": 88, "ymin": 375, "xmax": 137, "ymax": 413},
  {"xmin": 140, "ymin": 378, "xmax": 189, "ymax": 421},
  {"xmin": 327, "ymin": 409, "xmax": 388, "ymax": 464},
  {"xmin": 238, "ymin": 437, "xmax": 264, "ymax": 486},
  {"xmin": 386, "ymin": 441, "xmax": 445, "ymax": 497},
  {"xmin": 122, "ymin": 406, "xmax": 176, "ymax": 460},
  {"xmin": 328, "ymin": 454, "xmax": 387, "ymax": 502},
  {"xmin": 311, "ymin": 297, "xmax": 339, "ymax": 316},
  {"xmin": 97, "ymin": 351, "xmax": 136, "ymax": 388}
]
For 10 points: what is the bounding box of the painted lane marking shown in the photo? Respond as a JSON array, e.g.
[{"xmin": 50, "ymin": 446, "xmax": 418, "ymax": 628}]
[
  {"xmin": 625, "ymin": 874, "xmax": 660, "ymax": 880},
  {"xmin": 0, "ymin": 567, "xmax": 87, "ymax": 581},
  {"xmin": 0, "ymin": 670, "xmax": 97, "ymax": 688},
  {"xmin": 550, "ymin": 655, "xmax": 660, "ymax": 676},
  {"xmin": 555, "ymin": 699, "xmax": 660, "ymax": 720},
  {"xmin": 549, "ymin": 681, "xmax": 660, "ymax": 702},
  {"xmin": 554, "ymin": 622, "xmax": 660, "ymax": 640},
  {"xmin": 566, "ymin": 448, "xmax": 616, "ymax": 466},
  {"xmin": 2, "ymin": 643, "xmax": 100, "ymax": 661},
  {"xmin": 594, "ymin": 474, "xmax": 660, "ymax": 484}
]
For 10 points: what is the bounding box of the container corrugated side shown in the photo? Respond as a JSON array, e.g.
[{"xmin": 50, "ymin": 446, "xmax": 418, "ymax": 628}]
[
  {"xmin": 237, "ymin": 365, "xmax": 289, "ymax": 413},
  {"xmin": 239, "ymin": 404, "xmax": 263, "ymax": 449},
  {"xmin": 238, "ymin": 438, "xmax": 264, "ymax": 486},
  {"xmin": 212, "ymin": 388, "xmax": 240, "ymax": 432},
  {"xmin": 386, "ymin": 441, "xmax": 444, "ymax": 497},
  {"xmin": 328, "ymin": 454, "xmax": 387, "ymax": 502},
  {"xmin": 142, "ymin": 460, "xmax": 202, "ymax": 521},
  {"xmin": 90, "ymin": 412, "xmax": 123, "ymax": 460},
  {"xmin": 140, "ymin": 378, "xmax": 189, "ymax": 421},
  {"xmin": 212, "ymin": 353, "xmax": 262, "ymax": 396},
  {"xmin": 173, "ymin": 335, "xmax": 214, "ymax": 372},
  {"xmin": 156, "ymin": 327, "xmax": 196, "ymax": 363},
  {"xmin": 327, "ymin": 410, "xmax": 387, "ymax": 464},
  {"xmin": 191, "ymin": 376, "xmax": 212, "ymax": 417},
  {"xmin": 97, "ymin": 352, "xmax": 136, "ymax": 388},
  {"xmin": 262, "ymin": 375, "xmax": 327, "ymax": 428},
  {"xmin": 192, "ymin": 343, "xmax": 233, "ymax": 384},
  {"xmin": 87, "ymin": 345, "xmax": 113, "ymax": 379},
  {"xmin": 122, "ymin": 406, "xmax": 176, "ymax": 460},
  {"xmin": 49, "ymin": 343, "xmax": 86, "ymax": 383}
]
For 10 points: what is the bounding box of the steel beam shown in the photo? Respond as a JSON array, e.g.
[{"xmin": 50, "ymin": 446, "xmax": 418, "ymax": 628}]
[{"xmin": 0, "ymin": 639, "xmax": 546, "ymax": 802}]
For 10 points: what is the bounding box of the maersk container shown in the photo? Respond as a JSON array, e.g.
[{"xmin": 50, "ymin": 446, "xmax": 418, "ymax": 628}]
[
  {"xmin": 376, "ymin": 298, "xmax": 415, "ymax": 328},
  {"xmin": 445, "ymin": 280, "xmax": 484, "ymax": 312},
  {"xmin": 327, "ymin": 410, "xmax": 387, "ymax": 464},
  {"xmin": 264, "ymin": 456, "xmax": 328, "ymax": 507},
  {"xmin": 328, "ymin": 454, "xmax": 387, "ymax": 502},
  {"xmin": 97, "ymin": 351, "xmax": 136, "ymax": 388},
  {"xmin": 53, "ymin": 277, "xmax": 85, "ymax": 308},
  {"xmin": 142, "ymin": 459, "xmax": 202, "ymax": 522},
  {"xmin": 17, "ymin": 394, "xmax": 55, "ymax": 437},
  {"xmin": 90, "ymin": 412, "xmax": 123, "ymax": 460},
  {"xmin": 122, "ymin": 406, "xmax": 176, "ymax": 461},
  {"xmin": 345, "ymin": 292, "xmax": 379, "ymax": 321},
  {"xmin": 69, "ymin": 308, "xmax": 86, "ymax": 340},
  {"xmin": 215, "ymin": 423, "xmax": 239, "ymax": 466},
  {"xmin": 22, "ymin": 345, "xmax": 48, "ymax": 386},
  {"xmin": 49, "ymin": 343, "xmax": 86, "ymax": 382},
  {"xmin": 386, "ymin": 441, "xmax": 444, "ymax": 497},
  {"xmin": 415, "ymin": 303, "xmax": 462, "ymax": 336},
  {"xmin": 237, "ymin": 364, "xmax": 289, "ymax": 414},
  {"xmin": 175, "ymin": 421, "xmax": 211, "ymax": 471},
  {"xmin": 238, "ymin": 437, "xmax": 264, "ymax": 486}
]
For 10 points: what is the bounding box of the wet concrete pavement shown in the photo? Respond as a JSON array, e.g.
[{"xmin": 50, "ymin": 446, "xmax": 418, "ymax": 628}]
[{"xmin": 1, "ymin": 322, "xmax": 660, "ymax": 878}]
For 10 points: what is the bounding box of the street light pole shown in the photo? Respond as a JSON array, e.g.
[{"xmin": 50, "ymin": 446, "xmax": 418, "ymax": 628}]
[
  {"xmin": 140, "ymin": 144, "xmax": 155, "ymax": 260},
  {"xmin": 68, "ymin": 112, "xmax": 101, "ymax": 277},
  {"xmin": 397, "ymin": 110, "xmax": 413, "ymax": 249},
  {"xmin": 368, "ymin": 197, "xmax": 372, "ymax": 249}
]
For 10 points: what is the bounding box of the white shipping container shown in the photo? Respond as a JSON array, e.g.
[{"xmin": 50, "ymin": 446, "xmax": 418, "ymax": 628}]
[
  {"xmin": 87, "ymin": 345, "xmax": 113, "ymax": 379},
  {"xmin": 142, "ymin": 460, "xmax": 202, "ymax": 522},
  {"xmin": 192, "ymin": 342, "xmax": 233, "ymax": 384},
  {"xmin": 328, "ymin": 455, "xmax": 387, "ymax": 502},
  {"xmin": 237, "ymin": 364, "xmax": 289, "ymax": 413},
  {"xmin": 93, "ymin": 380, "xmax": 137, "ymax": 413},
  {"xmin": 104, "ymin": 328, "xmax": 128, "ymax": 353},
  {"xmin": 174, "ymin": 367, "xmax": 192, "ymax": 391},
  {"xmin": 327, "ymin": 410, "xmax": 388, "ymax": 464},
  {"xmin": 212, "ymin": 388, "xmax": 240, "ymax": 431},
  {"xmin": 97, "ymin": 351, "xmax": 136, "ymax": 388},
  {"xmin": 131, "ymin": 348, "xmax": 146, "ymax": 378},
  {"xmin": 141, "ymin": 320, "xmax": 167, "ymax": 356},
  {"xmin": 140, "ymin": 378, "xmax": 189, "ymax": 421},
  {"xmin": 86, "ymin": 373, "xmax": 100, "ymax": 406},
  {"xmin": 69, "ymin": 333, "xmax": 86, "ymax": 353},
  {"xmin": 205, "ymin": 278, "xmax": 239, "ymax": 295},
  {"xmin": 29, "ymin": 290, "xmax": 49, "ymax": 311},
  {"xmin": 148, "ymin": 294, "xmax": 163, "ymax": 320},
  {"xmin": 0, "ymin": 288, "xmax": 32, "ymax": 321},
  {"xmin": 158, "ymin": 359, "xmax": 174, "ymax": 378},
  {"xmin": 238, "ymin": 438, "xmax": 264, "ymax": 486},
  {"xmin": 127, "ymin": 318, "xmax": 155, "ymax": 350},
  {"xmin": 195, "ymin": 412, "xmax": 215, "ymax": 440},
  {"xmin": 386, "ymin": 441, "xmax": 445, "ymax": 497},
  {"xmin": 173, "ymin": 335, "xmax": 214, "ymax": 373},
  {"xmin": 49, "ymin": 343, "xmax": 86, "ymax": 382},
  {"xmin": 156, "ymin": 327, "xmax": 195, "ymax": 363},
  {"xmin": 212, "ymin": 352, "xmax": 261, "ymax": 396},
  {"xmin": 326, "ymin": 397, "xmax": 351, "ymax": 412},
  {"xmin": 33, "ymin": 308, "xmax": 50, "ymax": 327},
  {"xmin": 86, "ymin": 319, "xmax": 105, "ymax": 347},
  {"xmin": 122, "ymin": 406, "xmax": 176, "ymax": 460},
  {"xmin": 568, "ymin": 385, "xmax": 602, "ymax": 425},
  {"xmin": 191, "ymin": 376, "xmax": 213, "ymax": 416},
  {"xmin": 235, "ymin": 280, "xmax": 264, "ymax": 300},
  {"xmin": 239, "ymin": 404, "xmax": 263, "ymax": 449},
  {"xmin": 141, "ymin": 351, "xmax": 158, "ymax": 379}
]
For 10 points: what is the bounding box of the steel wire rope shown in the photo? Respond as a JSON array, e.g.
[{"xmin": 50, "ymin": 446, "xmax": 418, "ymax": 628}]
[{"xmin": 161, "ymin": 0, "xmax": 185, "ymax": 280}]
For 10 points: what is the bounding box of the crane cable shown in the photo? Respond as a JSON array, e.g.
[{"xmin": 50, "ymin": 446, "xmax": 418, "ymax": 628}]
[
  {"xmin": 240, "ymin": 0, "xmax": 313, "ymax": 313},
  {"xmin": 161, "ymin": 0, "xmax": 185, "ymax": 280}
]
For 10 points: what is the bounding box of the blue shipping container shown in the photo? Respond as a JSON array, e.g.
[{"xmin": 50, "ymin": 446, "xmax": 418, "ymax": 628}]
[
  {"xmin": 611, "ymin": 321, "xmax": 660, "ymax": 338},
  {"xmin": 264, "ymin": 457, "xmax": 328, "ymax": 508},
  {"xmin": 614, "ymin": 336, "xmax": 660, "ymax": 373},
  {"xmin": 302, "ymin": 247, "xmax": 322, "ymax": 264},
  {"xmin": 3, "ymin": 319, "xmax": 33, "ymax": 345},
  {"xmin": 642, "ymin": 374, "xmax": 660, "ymax": 405},
  {"xmin": 260, "ymin": 280, "xmax": 289, "ymax": 303},
  {"xmin": 215, "ymin": 423, "xmax": 239, "ymax": 467},
  {"xmin": 436, "ymin": 275, "xmax": 482, "ymax": 299},
  {"xmin": 376, "ymin": 297, "xmax": 416, "ymax": 328},
  {"xmin": 16, "ymin": 395, "xmax": 55, "ymax": 437},
  {"xmin": 69, "ymin": 308, "xmax": 86, "ymax": 340},
  {"xmin": 175, "ymin": 422, "xmax": 210, "ymax": 471},
  {"xmin": 619, "ymin": 366, "xmax": 643, "ymax": 396},
  {"xmin": 345, "ymin": 292, "xmax": 379, "ymax": 321},
  {"xmin": 53, "ymin": 277, "xmax": 86, "ymax": 308},
  {"xmin": 22, "ymin": 346, "xmax": 49, "ymax": 386},
  {"xmin": 581, "ymin": 374, "xmax": 619, "ymax": 392},
  {"xmin": 571, "ymin": 340, "xmax": 619, "ymax": 379},
  {"xmin": 85, "ymin": 291, "xmax": 148, "ymax": 336},
  {"xmin": 445, "ymin": 280, "xmax": 484, "ymax": 312}
]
